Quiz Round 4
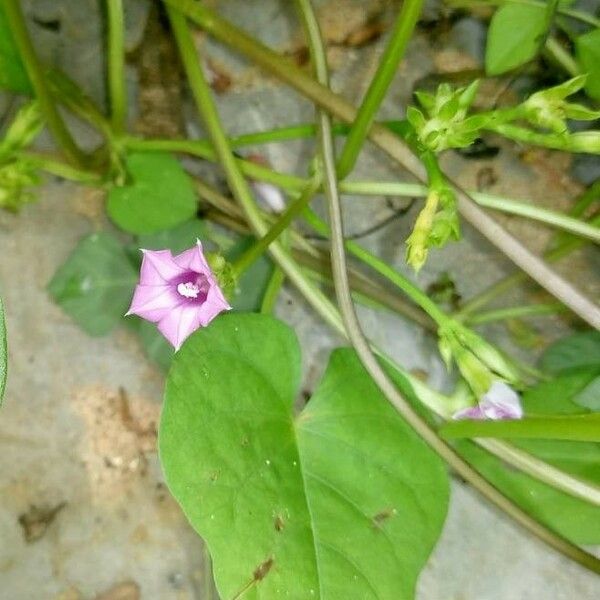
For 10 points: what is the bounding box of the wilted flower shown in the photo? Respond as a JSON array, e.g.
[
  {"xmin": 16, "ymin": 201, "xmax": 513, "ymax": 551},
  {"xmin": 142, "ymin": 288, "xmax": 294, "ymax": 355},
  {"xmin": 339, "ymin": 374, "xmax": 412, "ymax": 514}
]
[
  {"xmin": 406, "ymin": 186, "xmax": 460, "ymax": 271},
  {"xmin": 126, "ymin": 241, "xmax": 231, "ymax": 350},
  {"xmin": 452, "ymin": 381, "xmax": 523, "ymax": 420}
]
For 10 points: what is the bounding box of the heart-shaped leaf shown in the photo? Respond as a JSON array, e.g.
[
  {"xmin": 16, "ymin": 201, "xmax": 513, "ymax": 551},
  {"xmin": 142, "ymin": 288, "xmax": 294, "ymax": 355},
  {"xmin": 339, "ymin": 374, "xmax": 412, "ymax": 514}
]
[
  {"xmin": 160, "ymin": 313, "xmax": 448, "ymax": 599},
  {"xmin": 107, "ymin": 152, "xmax": 198, "ymax": 234},
  {"xmin": 485, "ymin": 4, "xmax": 547, "ymax": 75},
  {"xmin": 48, "ymin": 233, "xmax": 137, "ymax": 335}
]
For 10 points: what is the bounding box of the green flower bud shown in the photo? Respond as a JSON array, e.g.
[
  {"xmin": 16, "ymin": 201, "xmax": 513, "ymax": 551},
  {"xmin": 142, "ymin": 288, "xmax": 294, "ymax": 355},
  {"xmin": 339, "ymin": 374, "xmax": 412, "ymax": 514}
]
[
  {"xmin": 0, "ymin": 159, "xmax": 39, "ymax": 212},
  {"xmin": 0, "ymin": 101, "xmax": 44, "ymax": 159},
  {"xmin": 206, "ymin": 252, "xmax": 237, "ymax": 301},
  {"xmin": 438, "ymin": 322, "xmax": 520, "ymax": 399},
  {"xmin": 410, "ymin": 81, "xmax": 487, "ymax": 152},
  {"xmin": 522, "ymin": 75, "xmax": 600, "ymax": 134}
]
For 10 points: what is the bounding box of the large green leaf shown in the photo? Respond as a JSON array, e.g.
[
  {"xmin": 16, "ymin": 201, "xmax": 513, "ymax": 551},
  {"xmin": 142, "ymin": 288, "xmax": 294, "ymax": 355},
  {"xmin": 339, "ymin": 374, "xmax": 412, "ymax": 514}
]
[
  {"xmin": 576, "ymin": 28, "xmax": 600, "ymax": 100},
  {"xmin": 0, "ymin": 297, "xmax": 6, "ymax": 405},
  {"xmin": 48, "ymin": 233, "xmax": 137, "ymax": 336},
  {"xmin": 160, "ymin": 313, "xmax": 448, "ymax": 599},
  {"xmin": 107, "ymin": 152, "xmax": 198, "ymax": 235},
  {"xmin": 485, "ymin": 4, "xmax": 547, "ymax": 75},
  {"xmin": 455, "ymin": 371, "xmax": 600, "ymax": 544},
  {"xmin": 0, "ymin": 5, "xmax": 31, "ymax": 94}
]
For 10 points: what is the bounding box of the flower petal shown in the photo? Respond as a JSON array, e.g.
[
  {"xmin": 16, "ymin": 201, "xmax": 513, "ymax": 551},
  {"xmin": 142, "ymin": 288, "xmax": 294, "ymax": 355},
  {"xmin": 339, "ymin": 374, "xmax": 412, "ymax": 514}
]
[
  {"xmin": 481, "ymin": 381, "xmax": 523, "ymax": 420},
  {"xmin": 126, "ymin": 284, "xmax": 183, "ymax": 322},
  {"xmin": 173, "ymin": 240, "xmax": 210, "ymax": 274},
  {"xmin": 157, "ymin": 304, "xmax": 203, "ymax": 350},
  {"xmin": 452, "ymin": 405, "xmax": 486, "ymax": 420},
  {"xmin": 139, "ymin": 249, "xmax": 185, "ymax": 285}
]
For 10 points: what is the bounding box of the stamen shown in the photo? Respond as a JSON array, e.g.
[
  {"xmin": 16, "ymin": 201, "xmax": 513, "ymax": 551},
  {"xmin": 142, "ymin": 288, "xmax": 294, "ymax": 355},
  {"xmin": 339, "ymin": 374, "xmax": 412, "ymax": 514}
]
[{"xmin": 177, "ymin": 281, "xmax": 201, "ymax": 298}]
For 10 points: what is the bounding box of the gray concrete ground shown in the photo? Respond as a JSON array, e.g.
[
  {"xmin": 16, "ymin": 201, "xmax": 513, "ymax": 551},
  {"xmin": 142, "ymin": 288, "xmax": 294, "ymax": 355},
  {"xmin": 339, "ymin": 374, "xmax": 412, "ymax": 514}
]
[{"xmin": 1, "ymin": 0, "xmax": 599, "ymax": 598}]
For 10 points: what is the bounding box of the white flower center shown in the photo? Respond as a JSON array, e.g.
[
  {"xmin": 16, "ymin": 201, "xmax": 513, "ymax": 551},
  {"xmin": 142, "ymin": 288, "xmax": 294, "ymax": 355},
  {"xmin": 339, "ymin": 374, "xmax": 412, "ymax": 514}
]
[{"xmin": 177, "ymin": 281, "xmax": 201, "ymax": 298}]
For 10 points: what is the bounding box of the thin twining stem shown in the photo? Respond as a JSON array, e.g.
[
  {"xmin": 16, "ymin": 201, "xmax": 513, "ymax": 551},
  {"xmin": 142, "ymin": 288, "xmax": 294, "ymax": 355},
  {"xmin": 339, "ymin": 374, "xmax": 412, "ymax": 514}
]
[
  {"xmin": 164, "ymin": 0, "xmax": 600, "ymax": 329},
  {"xmin": 294, "ymin": 0, "xmax": 600, "ymax": 573},
  {"xmin": 166, "ymin": 3, "xmax": 344, "ymax": 337},
  {"xmin": 3, "ymin": 0, "xmax": 86, "ymax": 166},
  {"xmin": 336, "ymin": 0, "xmax": 423, "ymax": 178}
]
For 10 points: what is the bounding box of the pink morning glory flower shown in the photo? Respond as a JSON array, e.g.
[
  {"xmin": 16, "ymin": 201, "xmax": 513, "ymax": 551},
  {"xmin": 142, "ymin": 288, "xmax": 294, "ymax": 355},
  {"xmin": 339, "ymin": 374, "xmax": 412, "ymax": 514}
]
[
  {"xmin": 126, "ymin": 241, "xmax": 231, "ymax": 350},
  {"xmin": 452, "ymin": 381, "xmax": 523, "ymax": 420}
]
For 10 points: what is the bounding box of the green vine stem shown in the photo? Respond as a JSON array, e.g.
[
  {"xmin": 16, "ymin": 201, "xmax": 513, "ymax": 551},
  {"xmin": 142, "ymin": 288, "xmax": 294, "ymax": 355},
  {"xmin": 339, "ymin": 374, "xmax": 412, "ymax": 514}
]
[
  {"xmin": 441, "ymin": 414, "xmax": 600, "ymax": 443},
  {"xmin": 106, "ymin": 0, "xmax": 126, "ymax": 133},
  {"xmin": 490, "ymin": 123, "xmax": 599, "ymax": 154},
  {"xmin": 465, "ymin": 302, "xmax": 566, "ymax": 325},
  {"xmin": 161, "ymin": 0, "xmax": 600, "ymax": 330},
  {"xmin": 165, "ymin": 4, "xmax": 344, "ymax": 336},
  {"xmin": 231, "ymin": 176, "xmax": 321, "ymax": 277},
  {"xmin": 336, "ymin": 0, "xmax": 423, "ymax": 178},
  {"xmin": 544, "ymin": 37, "xmax": 581, "ymax": 78},
  {"xmin": 16, "ymin": 151, "xmax": 102, "ymax": 183},
  {"xmin": 458, "ymin": 195, "xmax": 600, "ymax": 317},
  {"xmin": 3, "ymin": 0, "xmax": 86, "ymax": 167},
  {"xmin": 301, "ymin": 207, "xmax": 449, "ymax": 324},
  {"xmin": 126, "ymin": 136, "xmax": 600, "ymax": 242},
  {"xmin": 294, "ymin": 0, "xmax": 600, "ymax": 574},
  {"xmin": 478, "ymin": 438, "xmax": 600, "ymax": 506}
]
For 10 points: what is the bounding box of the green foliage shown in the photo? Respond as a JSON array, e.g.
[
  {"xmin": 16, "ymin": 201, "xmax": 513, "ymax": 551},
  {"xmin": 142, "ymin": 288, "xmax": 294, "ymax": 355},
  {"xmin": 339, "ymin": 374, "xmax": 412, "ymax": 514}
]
[
  {"xmin": 0, "ymin": 5, "xmax": 31, "ymax": 94},
  {"xmin": 0, "ymin": 298, "xmax": 6, "ymax": 406},
  {"xmin": 48, "ymin": 233, "xmax": 137, "ymax": 336},
  {"xmin": 0, "ymin": 101, "xmax": 43, "ymax": 159},
  {"xmin": 408, "ymin": 81, "xmax": 487, "ymax": 152},
  {"xmin": 523, "ymin": 368, "xmax": 598, "ymax": 415},
  {"xmin": 522, "ymin": 75, "xmax": 600, "ymax": 134},
  {"xmin": 160, "ymin": 313, "xmax": 448, "ymax": 599},
  {"xmin": 576, "ymin": 28, "xmax": 600, "ymax": 100},
  {"xmin": 540, "ymin": 330, "xmax": 600, "ymax": 373},
  {"xmin": 107, "ymin": 152, "xmax": 198, "ymax": 234},
  {"xmin": 456, "ymin": 439, "xmax": 600, "ymax": 544},
  {"xmin": 455, "ymin": 372, "xmax": 600, "ymax": 544},
  {"xmin": 575, "ymin": 376, "xmax": 600, "ymax": 411},
  {"xmin": 485, "ymin": 4, "xmax": 547, "ymax": 75},
  {"xmin": 0, "ymin": 158, "xmax": 39, "ymax": 212}
]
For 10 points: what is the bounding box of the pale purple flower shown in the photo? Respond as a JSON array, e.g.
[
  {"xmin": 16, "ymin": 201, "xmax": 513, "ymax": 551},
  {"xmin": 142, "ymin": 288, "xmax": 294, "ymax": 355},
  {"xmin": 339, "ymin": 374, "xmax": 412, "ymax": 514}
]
[
  {"xmin": 126, "ymin": 241, "xmax": 230, "ymax": 350},
  {"xmin": 452, "ymin": 381, "xmax": 523, "ymax": 420}
]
